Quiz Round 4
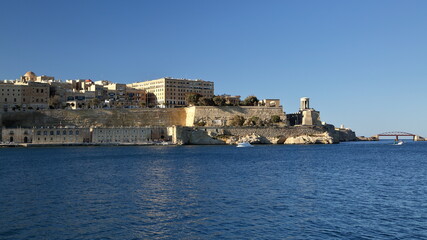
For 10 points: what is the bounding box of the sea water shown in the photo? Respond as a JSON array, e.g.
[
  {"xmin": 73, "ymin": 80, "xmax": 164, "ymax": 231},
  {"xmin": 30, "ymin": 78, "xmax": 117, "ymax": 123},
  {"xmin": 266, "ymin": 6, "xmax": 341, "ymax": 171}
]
[{"xmin": 1, "ymin": 142, "xmax": 426, "ymax": 239}]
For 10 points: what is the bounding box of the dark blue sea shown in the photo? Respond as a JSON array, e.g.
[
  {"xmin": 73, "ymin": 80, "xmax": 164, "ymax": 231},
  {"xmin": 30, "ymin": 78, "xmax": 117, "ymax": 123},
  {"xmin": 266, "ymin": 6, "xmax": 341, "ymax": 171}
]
[{"xmin": 1, "ymin": 141, "xmax": 427, "ymax": 240}]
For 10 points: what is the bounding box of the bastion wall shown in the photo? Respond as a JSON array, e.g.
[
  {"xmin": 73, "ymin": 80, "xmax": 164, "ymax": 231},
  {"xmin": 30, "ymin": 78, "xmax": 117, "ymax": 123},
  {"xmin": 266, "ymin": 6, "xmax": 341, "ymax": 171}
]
[
  {"xmin": 186, "ymin": 106, "xmax": 287, "ymax": 126},
  {"xmin": 0, "ymin": 106, "xmax": 286, "ymax": 128},
  {"xmin": 0, "ymin": 108, "xmax": 187, "ymax": 128}
]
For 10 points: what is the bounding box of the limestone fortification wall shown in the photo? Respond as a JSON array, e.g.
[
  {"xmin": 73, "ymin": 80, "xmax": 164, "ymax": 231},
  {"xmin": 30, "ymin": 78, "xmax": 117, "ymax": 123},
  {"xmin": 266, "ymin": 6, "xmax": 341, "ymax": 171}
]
[
  {"xmin": 0, "ymin": 108, "xmax": 187, "ymax": 128},
  {"xmin": 0, "ymin": 106, "xmax": 286, "ymax": 128},
  {"xmin": 188, "ymin": 106, "xmax": 286, "ymax": 126}
]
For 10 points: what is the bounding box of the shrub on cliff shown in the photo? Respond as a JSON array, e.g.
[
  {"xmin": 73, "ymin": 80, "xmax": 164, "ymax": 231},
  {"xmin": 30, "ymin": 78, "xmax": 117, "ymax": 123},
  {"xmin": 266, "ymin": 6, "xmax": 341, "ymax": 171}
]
[
  {"xmin": 230, "ymin": 115, "xmax": 245, "ymax": 126},
  {"xmin": 185, "ymin": 93, "xmax": 202, "ymax": 106},
  {"xmin": 198, "ymin": 97, "xmax": 215, "ymax": 106},
  {"xmin": 213, "ymin": 95, "xmax": 226, "ymax": 106},
  {"xmin": 242, "ymin": 95, "xmax": 259, "ymax": 106},
  {"xmin": 271, "ymin": 115, "xmax": 281, "ymax": 123},
  {"xmin": 245, "ymin": 116, "xmax": 264, "ymax": 126}
]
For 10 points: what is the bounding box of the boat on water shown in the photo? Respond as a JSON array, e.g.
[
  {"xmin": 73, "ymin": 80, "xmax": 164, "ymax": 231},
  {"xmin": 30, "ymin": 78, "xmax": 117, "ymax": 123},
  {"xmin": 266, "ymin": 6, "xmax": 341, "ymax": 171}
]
[
  {"xmin": 236, "ymin": 142, "xmax": 253, "ymax": 148},
  {"xmin": 393, "ymin": 140, "xmax": 404, "ymax": 145}
]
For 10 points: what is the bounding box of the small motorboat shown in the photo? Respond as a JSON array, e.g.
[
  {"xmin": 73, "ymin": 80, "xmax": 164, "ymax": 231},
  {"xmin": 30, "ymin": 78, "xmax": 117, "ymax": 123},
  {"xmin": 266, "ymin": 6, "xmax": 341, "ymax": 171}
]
[
  {"xmin": 393, "ymin": 140, "xmax": 404, "ymax": 145},
  {"xmin": 236, "ymin": 142, "xmax": 253, "ymax": 148}
]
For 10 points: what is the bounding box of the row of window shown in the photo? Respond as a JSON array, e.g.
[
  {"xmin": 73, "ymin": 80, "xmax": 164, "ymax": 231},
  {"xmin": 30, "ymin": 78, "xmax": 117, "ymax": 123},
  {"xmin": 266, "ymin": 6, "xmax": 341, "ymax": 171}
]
[
  {"xmin": 1, "ymin": 89, "xmax": 20, "ymax": 92},
  {"xmin": 98, "ymin": 129, "xmax": 145, "ymax": 133},
  {"xmin": 36, "ymin": 130, "xmax": 80, "ymax": 136}
]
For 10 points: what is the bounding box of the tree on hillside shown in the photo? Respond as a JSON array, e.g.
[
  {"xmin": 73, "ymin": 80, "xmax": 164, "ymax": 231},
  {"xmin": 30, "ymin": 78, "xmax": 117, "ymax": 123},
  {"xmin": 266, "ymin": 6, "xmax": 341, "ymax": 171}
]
[
  {"xmin": 185, "ymin": 93, "xmax": 202, "ymax": 106},
  {"xmin": 242, "ymin": 95, "xmax": 259, "ymax": 106},
  {"xmin": 198, "ymin": 97, "xmax": 215, "ymax": 106},
  {"xmin": 213, "ymin": 95, "xmax": 226, "ymax": 106},
  {"xmin": 89, "ymin": 98, "xmax": 101, "ymax": 109},
  {"xmin": 230, "ymin": 115, "xmax": 245, "ymax": 126},
  {"xmin": 49, "ymin": 95, "xmax": 62, "ymax": 109},
  {"xmin": 271, "ymin": 115, "xmax": 281, "ymax": 123}
]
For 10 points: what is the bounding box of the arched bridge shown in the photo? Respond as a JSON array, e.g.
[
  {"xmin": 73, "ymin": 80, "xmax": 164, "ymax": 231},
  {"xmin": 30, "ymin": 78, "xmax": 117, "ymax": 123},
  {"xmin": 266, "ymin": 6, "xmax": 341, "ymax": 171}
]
[{"xmin": 376, "ymin": 131, "xmax": 419, "ymax": 141}]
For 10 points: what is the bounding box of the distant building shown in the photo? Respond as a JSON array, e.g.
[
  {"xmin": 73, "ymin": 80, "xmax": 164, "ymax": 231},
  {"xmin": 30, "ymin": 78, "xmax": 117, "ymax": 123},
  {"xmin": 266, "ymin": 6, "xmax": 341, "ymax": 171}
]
[
  {"xmin": 92, "ymin": 127, "xmax": 152, "ymax": 143},
  {"xmin": 1, "ymin": 127, "xmax": 32, "ymax": 143},
  {"xmin": 128, "ymin": 77, "xmax": 214, "ymax": 108},
  {"xmin": 260, "ymin": 99, "xmax": 281, "ymax": 107},
  {"xmin": 222, "ymin": 95, "xmax": 241, "ymax": 106},
  {"xmin": 0, "ymin": 72, "xmax": 50, "ymax": 112},
  {"xmin": 287, "ymin": 97, "xmax": 322, "ymax": 126},
  {"xmin": 32, "ymin": 127, "xmax": 91, "ymax": 144},
  {"xmin": 0, "ymin": 83, "xmax": 23, "ymax": 111}
]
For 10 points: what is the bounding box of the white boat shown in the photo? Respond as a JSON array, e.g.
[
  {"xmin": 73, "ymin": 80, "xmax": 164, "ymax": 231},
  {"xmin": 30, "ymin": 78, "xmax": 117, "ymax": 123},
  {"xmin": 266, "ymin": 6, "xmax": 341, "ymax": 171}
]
[
  {"xmin": 236, "ymin": 142, "xmax": 253, "ymax": 147},
  {"xmin": 393, "ymin": 140, "xmax": 404, "ymax": 145}
]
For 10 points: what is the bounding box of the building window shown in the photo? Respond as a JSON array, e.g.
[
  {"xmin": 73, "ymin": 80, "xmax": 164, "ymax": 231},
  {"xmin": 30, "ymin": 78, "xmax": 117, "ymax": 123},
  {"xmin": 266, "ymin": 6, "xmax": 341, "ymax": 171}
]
[
  {"xmin": 57, "ymin": 130, "xmax": 60, "ymax": 135},
  {"xmin": 50, "ymin": 131, "xmax": 54, "ymax": 135},
  {"xmin": 37, "ymin": 131, "xmax": 41, "ymax": 135},
  {"xmin": 63, "ymin": 130, "xmax": 67, "ymax": 135},
  {"xmin": 69, "ymin": 130, "xmax": 73, "ymax": 135},
  {"xmin": 43, "ymin": 131, "xmax": 47, "ymax": 135},
  {"xmin": 76, "ymin": 130, "xmax": 79, "ymax": 135}
]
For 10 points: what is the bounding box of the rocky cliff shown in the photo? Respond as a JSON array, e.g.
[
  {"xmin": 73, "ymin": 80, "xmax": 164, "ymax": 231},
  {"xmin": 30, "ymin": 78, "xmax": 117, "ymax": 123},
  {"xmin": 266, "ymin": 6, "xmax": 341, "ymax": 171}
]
[{"xmin": 172, "ymin": 125, "xmax": 341, "ymax": 145}]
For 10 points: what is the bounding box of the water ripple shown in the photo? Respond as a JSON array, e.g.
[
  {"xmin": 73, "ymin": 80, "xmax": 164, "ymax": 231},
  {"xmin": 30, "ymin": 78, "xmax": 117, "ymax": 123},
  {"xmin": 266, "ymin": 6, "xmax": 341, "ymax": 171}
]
[{"xmin": 1, "ymin": 143, "xmax": 427, "ymax": 239}]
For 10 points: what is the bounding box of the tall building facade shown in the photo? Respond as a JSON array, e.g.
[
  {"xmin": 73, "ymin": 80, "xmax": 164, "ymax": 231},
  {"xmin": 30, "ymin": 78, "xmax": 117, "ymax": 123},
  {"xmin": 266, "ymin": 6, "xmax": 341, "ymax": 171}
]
[{"xmin": 128, "ymin": 77, "xmax": 214, "ymax": 107}]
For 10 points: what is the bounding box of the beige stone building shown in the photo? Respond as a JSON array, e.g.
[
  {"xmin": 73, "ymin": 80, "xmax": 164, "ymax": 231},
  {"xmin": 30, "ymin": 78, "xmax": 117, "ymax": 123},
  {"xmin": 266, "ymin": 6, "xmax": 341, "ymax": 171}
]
[
  {"xmin": 0, "ymin": 83, "xmax": 23, "ymax": 111},
  {"xmin": 20, "ymin": 82, "xmax": 50, "ymax": 110},
  {"xmin": 92, "ymin": 127, "xmax": 152, "ymax": 143},
  {"xmin": 19, "ymin": 71, "xmax": 37, "ymax": 82},
  {"xmin": 222, "ymin": 95, "xmax": 241, "ymax": 106},
  {"xmin": 1, "ymin": 127, "xmax": 33, "ymax": 143},
  {"xmin": 32, "ymin": 127, "xmax": 91, "ymax": 144},
  {"xmin": 125, "ymin": 88, "xmax": 147, "ymax": 107},
  {"xmin": 128, "ymin": 77, "xmax": 214, "ymax": 108},
  {"xmin": 0, "ymin": 78, "xmax": 49, "ymax": 111},
  {"xmin": 299, "ymin": 97, "xmax": 321, "ymax": 126},
  {"xmin": 260, "ymin": 99, "xmax": 281, "ymax": 107}
]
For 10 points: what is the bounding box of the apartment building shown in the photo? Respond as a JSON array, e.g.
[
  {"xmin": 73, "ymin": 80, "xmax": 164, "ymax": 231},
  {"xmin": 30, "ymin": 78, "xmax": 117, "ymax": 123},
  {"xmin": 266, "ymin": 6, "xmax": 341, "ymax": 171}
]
[
  {"xmin": 127, "ymin": 77, "xmax": 214, "ymax": 108},
  {"xmin": 0, "ymin": 81, "xmax": 49, "ymax": 111}
]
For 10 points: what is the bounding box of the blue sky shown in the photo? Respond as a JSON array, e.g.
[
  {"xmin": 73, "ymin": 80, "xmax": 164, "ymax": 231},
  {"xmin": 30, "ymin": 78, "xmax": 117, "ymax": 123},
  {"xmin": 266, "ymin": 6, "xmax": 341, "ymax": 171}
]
[{"xmin": 1, "ymin": 0, "xmax": 426, "ymax": 136}]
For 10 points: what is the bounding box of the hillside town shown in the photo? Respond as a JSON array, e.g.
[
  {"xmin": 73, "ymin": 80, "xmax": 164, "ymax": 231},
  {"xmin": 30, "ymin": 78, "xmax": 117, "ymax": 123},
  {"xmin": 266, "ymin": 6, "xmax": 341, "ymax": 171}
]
[
  {"xmin": 0, "ymin": 71, "xmax": 277, "ymax": 111},
  {"xmin": 1, "ymin": 71, "xmax": 358, "ymax": 146}
]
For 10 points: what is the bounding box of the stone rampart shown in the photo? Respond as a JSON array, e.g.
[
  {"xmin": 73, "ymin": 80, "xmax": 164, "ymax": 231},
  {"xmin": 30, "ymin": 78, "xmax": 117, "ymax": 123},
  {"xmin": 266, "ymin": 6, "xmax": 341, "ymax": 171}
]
[
  {"xmin": 0, "ymin": 106, "xmax": 286, "ymax": 129},
  {"xmin": 0, "ymin": 108, "xmax": 187, "ymax": 128},
  {"xmin": 188, "ymin": 106, "xmax": 286, "ymax": 126}
]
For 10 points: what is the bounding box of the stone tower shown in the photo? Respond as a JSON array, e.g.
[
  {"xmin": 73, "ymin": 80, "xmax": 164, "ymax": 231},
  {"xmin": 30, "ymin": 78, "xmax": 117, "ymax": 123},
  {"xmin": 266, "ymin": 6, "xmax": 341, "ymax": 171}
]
[{"xmin": 300, "ymin": 97, "xmax": 310, "ymax": 111}]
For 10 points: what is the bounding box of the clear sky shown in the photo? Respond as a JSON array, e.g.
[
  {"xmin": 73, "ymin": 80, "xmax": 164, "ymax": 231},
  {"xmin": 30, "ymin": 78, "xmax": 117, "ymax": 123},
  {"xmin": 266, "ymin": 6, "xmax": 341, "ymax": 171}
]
[{"xmin": 1, "ymin": 0, "xmax": 426, "ymax": 137}]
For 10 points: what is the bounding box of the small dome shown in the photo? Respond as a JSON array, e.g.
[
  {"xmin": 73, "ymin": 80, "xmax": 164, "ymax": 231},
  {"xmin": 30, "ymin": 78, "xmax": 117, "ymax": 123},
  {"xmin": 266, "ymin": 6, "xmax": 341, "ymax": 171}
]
[{"xmin": 24, "ymin": 71, "xmax": 37, "ymax": 77}]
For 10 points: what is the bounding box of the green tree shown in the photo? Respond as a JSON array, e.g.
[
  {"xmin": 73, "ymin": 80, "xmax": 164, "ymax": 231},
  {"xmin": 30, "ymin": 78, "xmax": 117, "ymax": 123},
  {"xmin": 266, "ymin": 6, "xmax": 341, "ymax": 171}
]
[
  {"xmin": 185, "ymin": 93, "xmax": 202, "ymax": 106},
  {"xmin": 271, "ymin": 115, "xmax": 281, "ymax": 123},
  {"xmin": 243, "ymin": 95, "xmax": 259, "ymax": 106},
  {"xmin": 213, "ymin": 95, "xmax": 226, "ymax": 106},
  {"xmin": 198, "ymin": 97, "xmax": 214, "ymax": 106},
  {"xmin": 246, "ymin": 116, "xmax": 261, "ymax": 126},
  {"xmin": 89, "ymin": 98, "xmax": 101, "ymax": 109},
  {"xmin": 48, "ymin": 95, "xmax": 62, "ymax": 109},
  {"xmin": 230, "ymin": 115, "xmax": 245, "ymax": 126}
]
